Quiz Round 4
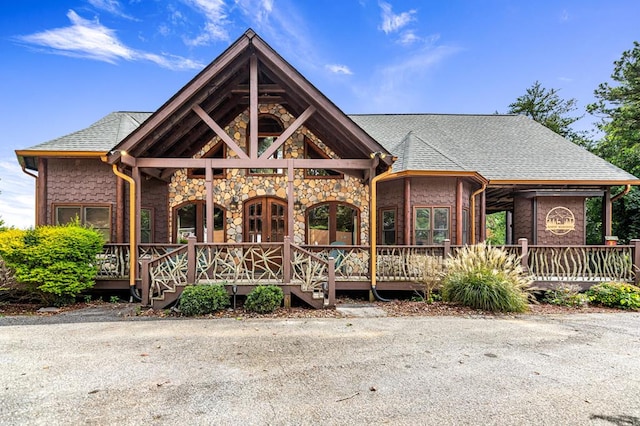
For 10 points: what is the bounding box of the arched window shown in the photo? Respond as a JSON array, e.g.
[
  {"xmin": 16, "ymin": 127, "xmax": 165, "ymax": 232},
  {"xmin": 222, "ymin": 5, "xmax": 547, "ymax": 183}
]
[
  {"xmin": 173, "ymin": 201, "xmax": 225, "ymax": 243},
  {"xmin": 306, "ymin": 202, "xmax": 359, "ymax": 245},
  {"xmin": 250, "ymin": 115, "xmax": 284, "ymax": 174}
]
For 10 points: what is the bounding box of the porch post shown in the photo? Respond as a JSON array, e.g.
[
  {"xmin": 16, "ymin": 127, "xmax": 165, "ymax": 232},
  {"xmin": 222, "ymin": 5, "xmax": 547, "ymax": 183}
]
[
  {"xmin": 506, "ymin": 211, "xmax": 513, "ymax": 245},
  {"xmin": 480, "ymin": 190, "xmax": 486, "ymax": 242},
  {"xmin": 326, "ymin": 257, "xmax": 336, "ymax": 307},
  {"xmin": 205, "ymin": 160, "xmax": 214, "ymax": 243},
  {"xmin": 404, "ymin": 178, "xmax": 411, "ymax": 245},
  {"xmin": 131, "ymin": 166, "xmax": 141, "ymax": 279},
  {"xmin": 456, "ymin": 179, "xmax": 463, "ymax": 245},
  {"xmin": 187, "ymin": 235, "xmax": 196, "ymax": 284},
  {"xmin": 287, "ymin": 160, "xmax": 295, "ymax": 240},
  {"xmin": 518, "ymin": 238, "xmax": 529, "ymax": 273},
  {"xmin": 283, "ymin": 236, "xmax": 291, "ymax": 285},
  {"xmin": 632, "ymin": 239, "xmax": 640, "ymax": 286},
  {"xmin": 603, "ymin": 188, "xmax": 612, "ymax": 242}
]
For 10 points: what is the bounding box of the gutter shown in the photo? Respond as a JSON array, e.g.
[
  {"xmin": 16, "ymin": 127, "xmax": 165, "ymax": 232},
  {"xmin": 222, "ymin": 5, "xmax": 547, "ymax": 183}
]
[
  {"xmin": 611, "ymin": 184, "xmax": 632, "ymax": 203},
  {"xmin": 470, "ymin": 183, "xmax": 487, "ymax": 244}
]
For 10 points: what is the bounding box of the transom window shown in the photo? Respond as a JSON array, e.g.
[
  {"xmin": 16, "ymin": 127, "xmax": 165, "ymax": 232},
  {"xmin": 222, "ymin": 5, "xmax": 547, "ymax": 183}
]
[
  {"xmin": 307, "ymin": 202, "xmax": 359, "ymax": 245},
  {"xmin": 250, "ymin": 115, "xmax": 284, "ymax": 174},
  {"xmin": 414, "ymin": 207, "xmax": 450, "ymax": 245},
  {"xmin": 55, "ymin": 204, "xmax": 111, "ymax": 242}
]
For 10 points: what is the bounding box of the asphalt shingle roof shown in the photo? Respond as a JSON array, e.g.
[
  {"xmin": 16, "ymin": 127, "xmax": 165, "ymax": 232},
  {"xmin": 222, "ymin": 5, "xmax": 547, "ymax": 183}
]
[
  {"xmin": 21, "ymin": 112, "xmax": 151, "ymax": 152},
  {"xmin": 350, "ymin": 113, "xmax": 639, "ymax": 182},
  {"xmin": 18, "ymin": 111, "xmax": 640, "ymax": 183}
]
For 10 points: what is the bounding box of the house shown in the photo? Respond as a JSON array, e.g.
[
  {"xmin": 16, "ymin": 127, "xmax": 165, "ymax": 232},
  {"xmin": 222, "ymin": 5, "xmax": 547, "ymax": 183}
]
[{"xmin": 15, "ymin": 30, "xmax": 640, "ymax": 307}]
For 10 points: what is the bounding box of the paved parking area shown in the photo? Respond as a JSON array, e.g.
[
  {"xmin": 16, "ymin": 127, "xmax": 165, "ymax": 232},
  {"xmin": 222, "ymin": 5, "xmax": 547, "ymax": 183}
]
[{"xmin": 1, "ymin": 313, "xmax": 639, "ymax": 425}]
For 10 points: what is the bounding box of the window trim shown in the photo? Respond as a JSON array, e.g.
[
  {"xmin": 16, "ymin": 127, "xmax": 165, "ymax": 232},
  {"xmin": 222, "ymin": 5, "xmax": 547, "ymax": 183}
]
[
  {"xmin": 248, "ymin": 114, "xmax": 285, "ymax": 176},
  {"xmin": 53, "ymin": 203, "xmax": 112, "ymax": 242},
  {"xmin": 413, "ymin": 206, "xmax": 450, "ymax": 245},
  {"xmin": 306, "ymin": 201, "xmax": 360, "ymax": 245},
  {"xmin": 172, "ymin": 200, "xmax": 226, "ymax": 243},
  {"xmin": 379, "ymin": 207, "xmax": 397, "ymax": 245}
]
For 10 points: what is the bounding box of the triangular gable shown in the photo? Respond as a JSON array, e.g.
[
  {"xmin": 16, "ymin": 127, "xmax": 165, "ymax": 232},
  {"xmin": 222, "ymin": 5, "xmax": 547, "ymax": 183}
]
[{"xmin": 107, "ymin": 29, "xmax": 392, "ymax": 176}]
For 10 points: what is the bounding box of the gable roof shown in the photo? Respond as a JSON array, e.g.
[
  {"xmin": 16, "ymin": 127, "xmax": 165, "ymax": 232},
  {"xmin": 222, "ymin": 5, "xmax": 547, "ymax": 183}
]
[
  {"xmin": 106, "ymin": 29, "xmax": 392, "ymax": 174},
  {"xmin": 351, "ymin": 113, "xmax": 640, "ymax": 184}
]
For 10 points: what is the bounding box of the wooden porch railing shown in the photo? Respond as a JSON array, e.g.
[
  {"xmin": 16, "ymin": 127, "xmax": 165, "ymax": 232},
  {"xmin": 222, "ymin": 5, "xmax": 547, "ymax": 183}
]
[
  {"xmin": 137, "ymin": 237, "xmax": 335, "ymax": 307},
  {"xmin": 100, "ymin": 238, "xmax": 640, "ymax": 306}
]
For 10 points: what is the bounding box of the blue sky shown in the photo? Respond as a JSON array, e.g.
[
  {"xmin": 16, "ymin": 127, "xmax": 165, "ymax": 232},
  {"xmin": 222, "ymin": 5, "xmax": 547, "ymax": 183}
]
[{"xmin": 1, "ymin": 0, "xmax": 639, "ymax": 228}]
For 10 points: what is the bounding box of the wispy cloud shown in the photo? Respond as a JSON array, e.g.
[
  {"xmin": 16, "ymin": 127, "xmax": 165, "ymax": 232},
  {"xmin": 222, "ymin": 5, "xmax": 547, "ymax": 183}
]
[
  {"xmin": 378, "ymin": 1, "xmax": 416, "ymax": 34},
  {"xmin": 15, "ymin": 10, "xmax": 203, "ymax": 70},
  {"xmin": 182, "ymin": 0, "xmax": 230, "ymax": 46},
  {"xmin": 325, "ymin": 64, "xmax": 353, "ymax": 75},
  {"xmin": 87, "ymin": 0, "xmax": 136, "ymax": 20}
]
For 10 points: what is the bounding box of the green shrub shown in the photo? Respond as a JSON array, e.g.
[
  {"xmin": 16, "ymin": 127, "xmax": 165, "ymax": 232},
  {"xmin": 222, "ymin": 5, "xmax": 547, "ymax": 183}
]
[
  {"xmin": 245, "ymin": 285, "xmax": 283, "ymax": 313},
  {"xmin": 544, "ymin": 284, "xmax": 589, "ymax": 307},
  {"xmin": 442, "ymin": 243, "xmax": 532, "ymax": 312},
  {"xmin": 0, "ymin": 224, "xmax": 104, "ymax": 304},
  {"xmin": 586, "ymin": 282, "xmax": 640, "ymax": 310},
  {"xmin": 179, "ymin": 284, "xmax": 230, "ymax": 316}
]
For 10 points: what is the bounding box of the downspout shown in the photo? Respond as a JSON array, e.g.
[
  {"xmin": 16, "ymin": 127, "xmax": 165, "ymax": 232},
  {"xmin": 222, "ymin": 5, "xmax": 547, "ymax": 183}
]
[
  {"xmin": 370, "ymin": 166, "xmax": 395, "ymax": 301},
  {"xmin": 470, "ymin": 183, "xmax": 487, "ymax": 244},
  {"xmin": 105, "ymin": 159, "xmax": 138, "ymax": 298}
]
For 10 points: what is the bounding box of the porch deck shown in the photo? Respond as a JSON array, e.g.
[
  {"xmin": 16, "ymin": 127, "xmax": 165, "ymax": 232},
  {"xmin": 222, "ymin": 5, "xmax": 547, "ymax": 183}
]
[{"xmin": 95, "ymin": 238, "xmax": 640, "ymax": 309}]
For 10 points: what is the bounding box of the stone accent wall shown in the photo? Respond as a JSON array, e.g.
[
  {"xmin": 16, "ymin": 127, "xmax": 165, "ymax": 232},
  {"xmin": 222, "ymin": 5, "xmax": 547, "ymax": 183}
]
[{"xmin": 168, "ymin": 104, "xmax": 370, "ymax": 244}]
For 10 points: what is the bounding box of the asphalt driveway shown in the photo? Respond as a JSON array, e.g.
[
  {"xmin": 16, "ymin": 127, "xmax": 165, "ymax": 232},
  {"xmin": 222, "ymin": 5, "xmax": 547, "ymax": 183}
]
[{"xmin": 1, "ymin": 312, "xmax": 639, "ymax": 425}]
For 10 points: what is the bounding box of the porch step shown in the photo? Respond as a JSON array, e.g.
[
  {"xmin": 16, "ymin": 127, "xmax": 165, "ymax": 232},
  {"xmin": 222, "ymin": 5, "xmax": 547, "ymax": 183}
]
[{"xmin": 290, "ymin": 286, "xmax": 326, "ymax": 309}]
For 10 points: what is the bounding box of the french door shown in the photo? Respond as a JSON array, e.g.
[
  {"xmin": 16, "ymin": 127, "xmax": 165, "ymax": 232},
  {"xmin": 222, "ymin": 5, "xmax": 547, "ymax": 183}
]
[{"xmin": 244, "ymin": 197, "xmax": 287, "ymax": 243}]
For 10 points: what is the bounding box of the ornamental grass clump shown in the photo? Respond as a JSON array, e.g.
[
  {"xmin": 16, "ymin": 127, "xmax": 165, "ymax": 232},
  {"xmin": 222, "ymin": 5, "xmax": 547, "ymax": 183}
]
[{"xmin": 442, "ymin": 243, "xmax": 532, "ymax": 313}]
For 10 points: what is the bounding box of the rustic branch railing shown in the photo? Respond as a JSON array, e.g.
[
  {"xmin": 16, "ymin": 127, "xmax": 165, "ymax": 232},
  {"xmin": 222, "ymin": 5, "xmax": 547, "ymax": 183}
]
[
  {"xmin": 302, "ymin": 245, "xmax": 370, "ymax": 280},
  {"xmin": 526, "ymin": 245, "xmax": 635, "ymax": 282},
  {"xmin": 290, "ymin": 243, "xmax": 333, "ymax": 300},
  {"xmin": 376, "ymin": 245, "xmax": 447, "ymax": 281},
  {"xmin": 97, "ymin": 244, "xmax": 183, "ymax": 279},
  {"xmin": 141, "ymin": 246, "xmax": 189, "ymax": 305},
  {"xmin": 194, "ymin": 243, "xmax": 283, "ymax": 284}
]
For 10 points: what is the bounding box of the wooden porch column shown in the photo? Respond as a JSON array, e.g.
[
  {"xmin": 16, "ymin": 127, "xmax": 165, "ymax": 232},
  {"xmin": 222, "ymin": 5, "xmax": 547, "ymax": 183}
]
[
  {"xmin": 480, "ymin": 190, "xmax": 486, "ymax": 241},
  {"xmin": 205, "ymin": 160, "xmax": 214, "ymax": 242},
  {"xmin": 287, "ymin": 160, "xmax": 295, "ymax": 240},
  {"xmin": 404, "ymin": 177, "xmax": 411, "ymax": 245},
  {"xmin": 603, "ymin": 187, "xmax": 612, "ymax": 241},
  {"xmin": 131, "ymin": 166, "xmax": 141, "ymax": 280},
  {"xmin": 37, "ymin": 158, "xmax": 47, "ymax": 226},
  {"xmin": 518, "ymin": 238, "xmax": 529, "ymax": 273},
  {"xmin": 632, "ymin": 239, "xmax": 640, "ymax": 285},
  {"xmin": 456, "ymin": 179, "xmax": 463, "ymax": 245},
  {"xmin": 249, "ymin": 54, "xmax": 258, "ymax": 159},
  {"xmin": 506, "ymin": 211, "xmax": 513, "ymax": 245},
  {"xmin": 116, "ymin": 176, "xmax": 125, "ymax": 243}
]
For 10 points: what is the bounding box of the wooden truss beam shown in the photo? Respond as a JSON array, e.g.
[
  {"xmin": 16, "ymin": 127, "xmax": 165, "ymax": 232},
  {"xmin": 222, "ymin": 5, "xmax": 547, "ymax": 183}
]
[
  {"xmin": 192, "ymin": 104, "xmax": 249, "ymax": 160},
  {"xmin": 259, "ymin": 105, "xmax": 316, "ymax": 160}
]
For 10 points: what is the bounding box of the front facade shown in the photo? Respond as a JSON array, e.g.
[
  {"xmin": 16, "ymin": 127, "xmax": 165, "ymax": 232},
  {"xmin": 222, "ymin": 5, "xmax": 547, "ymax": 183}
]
[{"xmin": 15, "ymin": 30, "xmax": 640, "ymax": 306}]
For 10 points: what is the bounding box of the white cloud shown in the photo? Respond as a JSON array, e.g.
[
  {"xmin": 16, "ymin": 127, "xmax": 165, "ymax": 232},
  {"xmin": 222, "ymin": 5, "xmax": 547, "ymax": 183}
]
[
  {"xmin": 325, "ymin": 64, "xmax": 353, "ymax": 75},
  {"xmin": 182, "ymin": 0, "xmax": 230, "ymax": 46},
  {"xmin": 15, "ymin": 10, "xmax": 203, "ymax": 70},
  {"xmin": 0, "ymin": 161, "xmax": 35, "ymax": 229},
  {"xmin": 87, "ymin": 0, "xmax": 136, "ymax": 20},
  {"xmin": 378, "ymin": 1, "xmax": 416, "ymax": 34}
]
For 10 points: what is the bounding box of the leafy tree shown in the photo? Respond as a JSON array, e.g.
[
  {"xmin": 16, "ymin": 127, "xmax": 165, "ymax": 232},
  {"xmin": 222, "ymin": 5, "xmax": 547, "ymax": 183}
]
[
  {"xmin": 485, "ymin": 212, "xmax": 506, "ymax": 245},
  {"xmin": 587, "ymin": 42, "xmax": 640, "ymax": 242},
  {"xmin": 508, "ymin": 81, "xmax": 589, "ymax": 147}
]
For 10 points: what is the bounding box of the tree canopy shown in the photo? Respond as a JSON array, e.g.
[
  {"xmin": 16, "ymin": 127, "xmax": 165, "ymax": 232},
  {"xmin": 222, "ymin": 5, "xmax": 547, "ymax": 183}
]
[{"xmin": 508, "ymin": 80, "xmax": 588, "ymax": 146}]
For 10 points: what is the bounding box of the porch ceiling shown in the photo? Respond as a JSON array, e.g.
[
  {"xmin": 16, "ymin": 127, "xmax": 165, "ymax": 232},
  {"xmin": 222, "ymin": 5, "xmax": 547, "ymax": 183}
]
[{"xmin": 485, "ymin": 185, "xmax": 607, "ymax": 213}]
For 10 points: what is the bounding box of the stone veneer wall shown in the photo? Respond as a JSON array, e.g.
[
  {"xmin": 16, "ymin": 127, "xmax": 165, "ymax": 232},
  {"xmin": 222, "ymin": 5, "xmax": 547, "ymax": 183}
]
[{"xmin": 168, "ymin": 104, "xmax": 370, "ymax": 244}]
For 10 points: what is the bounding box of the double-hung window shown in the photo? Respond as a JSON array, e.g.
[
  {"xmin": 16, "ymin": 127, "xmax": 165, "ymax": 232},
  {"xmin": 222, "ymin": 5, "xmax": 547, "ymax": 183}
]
[{"xmin": 414, "ymin": 207, "xmax": 450, "ymax": 245}]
